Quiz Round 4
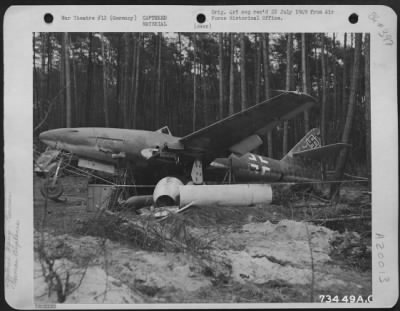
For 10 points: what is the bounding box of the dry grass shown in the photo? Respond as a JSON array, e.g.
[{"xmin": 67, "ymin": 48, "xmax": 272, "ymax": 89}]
[
  {"xmin": 34, "ymin": 175, "xmax": 372, "ymax": 303},
  {"xmin": 188, "ymin": 279, "xmax": 309, "ymax": 303}
]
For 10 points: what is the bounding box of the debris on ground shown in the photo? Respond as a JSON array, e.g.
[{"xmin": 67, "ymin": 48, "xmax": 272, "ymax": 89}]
[{"xmin": 34, "ymin": 176, "xmax": 371, "ymax": 303}]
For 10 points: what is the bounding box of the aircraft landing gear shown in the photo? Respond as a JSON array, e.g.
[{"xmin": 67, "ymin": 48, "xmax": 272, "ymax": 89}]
[
  {"xmin": 191, "ymin": 159, "xmax": 204, "ymax": 184},
  {"xmin": 222, "ymin": 157, "xmax": 235, "ymax": 184},
  {"xmin": 40, "ymin": 154, "xmax": 69, "ymax": 201},
  {"xmin": 40, "ymin": 178, "xmax": 64, "ymax": 200}
]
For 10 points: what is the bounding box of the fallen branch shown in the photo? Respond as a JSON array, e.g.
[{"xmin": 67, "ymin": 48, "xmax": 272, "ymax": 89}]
[
  {"xmin": 308, "ymin": 215, "xmax": 371, "ymax": 223},
  {"xmin": 343, "ymin": 173, "xmax": 369, "ymax": 181},
  {"xmin": 308, "ymin": 193, "xmax": 331, "ymax": 203},
  {"xmin": 291, "ymin": 202, "xmax": 329, "ymax": 209},
  {"xmin": 34, "ymin": 83, "xmax": 70, "ymax": 133},
  {"xmin": 103, "ymin": 209, "xmax": 188, "ymax": 251},
  {"xmin": 158, "ymin": 201, "xmax": 195, "ymax": 222}
]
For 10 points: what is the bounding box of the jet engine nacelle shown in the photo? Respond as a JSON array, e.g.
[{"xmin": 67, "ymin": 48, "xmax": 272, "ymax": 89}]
[
  {"xmin": 153, "ymin": 176, "xmax": 273, "ymax": 209},
  {"xmin": 179, "ymin": 184, "xmax": 273, "ymax": 207},
  {"xmin": 153, "ymin": 176, "xmax": 183, "ymax": 207}
]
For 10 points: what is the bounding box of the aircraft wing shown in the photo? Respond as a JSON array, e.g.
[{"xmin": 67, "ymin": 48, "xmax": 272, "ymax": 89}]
[
  {"xmin": 178, "ymin": 91, "xmax": 317, "ymax": 158},
  {"xmin": 292, "ymin": 143, "xmax": 351, "ymax": 161}
]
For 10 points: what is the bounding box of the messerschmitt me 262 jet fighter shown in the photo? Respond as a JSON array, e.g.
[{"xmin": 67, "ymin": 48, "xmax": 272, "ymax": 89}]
[{"xmin": 36, "ymin": 91, "xmax": 349, "ymax": 210}]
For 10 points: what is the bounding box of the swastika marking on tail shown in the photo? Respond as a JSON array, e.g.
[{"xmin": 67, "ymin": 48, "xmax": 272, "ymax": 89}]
[{"xmin": 306, "ymin": 134, "xmax": 321, "ymax": 149}]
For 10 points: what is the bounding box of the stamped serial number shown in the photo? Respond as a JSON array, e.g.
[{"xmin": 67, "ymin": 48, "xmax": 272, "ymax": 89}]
[
  {"xmin": 35, "ymin": 304, "xmax": 57, "ymax": 309},
  {"xmin": 319, "ymin": 295, "xmax": 373, "ymax": 303}
]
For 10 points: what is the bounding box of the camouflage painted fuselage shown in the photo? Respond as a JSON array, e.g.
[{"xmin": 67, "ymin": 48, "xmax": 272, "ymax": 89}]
[
  {"xmin": 211, "ymin": 152, "xmax": 321, "ymax": 183},
  {"xmin": 39, "ymin": 127, "xmax": 322, "ymax": 184},
  {"xmin": 209, "ymin": 128, "xmax": 323, "ymax": 183},
  {"xmin": 39, "ymin": 127, "xmax": 180, "ymax": 166}
]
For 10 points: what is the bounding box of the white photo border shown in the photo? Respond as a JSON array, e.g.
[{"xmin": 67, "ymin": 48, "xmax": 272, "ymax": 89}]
[{"xmin": 3, "ymin": 4, "xmax": 398, "ymax": 309}]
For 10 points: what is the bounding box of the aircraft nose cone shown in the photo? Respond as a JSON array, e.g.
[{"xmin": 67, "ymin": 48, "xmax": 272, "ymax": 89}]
[
  {"xmin": 39, "ymin": 130, "xmax": 49, "ymax": 141},
  {"xmin": 39, "ymin": 130, "xmax": 57, "ymax": 147}
]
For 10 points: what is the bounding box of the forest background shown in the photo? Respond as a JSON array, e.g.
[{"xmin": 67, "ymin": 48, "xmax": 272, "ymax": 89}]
[{"xmin": 33, "ymin": 32, "xmax": 371, "ymax": 178}]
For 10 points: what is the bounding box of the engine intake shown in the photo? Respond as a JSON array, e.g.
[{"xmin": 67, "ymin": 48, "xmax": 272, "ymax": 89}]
[{"xmin": 153, "ymin": 177, "xmax": 183, "ymax": 207}]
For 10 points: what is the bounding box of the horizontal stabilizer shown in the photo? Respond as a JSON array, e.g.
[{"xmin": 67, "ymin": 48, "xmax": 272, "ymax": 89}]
[
  {"xmin": 229, "ymin": 134, "xmax": 263, "ymax": 155},
  {"xmin": 292, "ymin": 143, "xmax": 351, "ymax": 161}
]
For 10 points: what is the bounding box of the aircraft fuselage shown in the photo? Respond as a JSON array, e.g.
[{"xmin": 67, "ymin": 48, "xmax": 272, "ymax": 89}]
[
  {"xmin": 210, "ymin": 152, "xmax": 320, "ymax": 184},
  {"xmin": 39, "ymin": 127, "xmax": 321, "ymax": 184},
  {"xmin": 39, "ymin": 127, "xmax": 180, "ymax": 167}
]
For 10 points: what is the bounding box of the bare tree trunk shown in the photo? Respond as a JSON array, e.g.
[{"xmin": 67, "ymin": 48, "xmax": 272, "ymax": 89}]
[
  {"xmin": 364, "ymin": 33, "xmax": 371, "ymax": 181},
  {"xmin": 150, "ymin": 34, "xmax": 157, "ymax": 128},
  {"xmin": 116, "ymin": 36, "xmax": 122, "ymax": 127},
  {"xmin": 320, "ymin": 34, "xmax": 328, "ymax": 180},
  {"xmin": 192, "ymin": 33, "xmax": 197, "ymax": 131},
  {"xmin": 116, "ymin": 40, "xmax": 121, "ymax": 126},
  {"xmin": 314, "ymin": 46, "xmax": 320, "ymax": 100},
  {"xmin": 46, "ymin": 34, "xmax": 53, "ymax": 128},
  {"xmin": 177, "ymin": 33, "xmax": 183, "ymax": 134},
  {"xmin": 320, "ymin": 33, "xmax": 327, "ymax": 146},
  {"xmin": 39, "ymin": 33, "xmax": 46, "ymax": 125},
  {"xmin": 306, "ymin": 34, "xmax": 312, "ymax": 93},
  {"xmin": 255, "ymin": 34, "xmax": 261, "ymax": 104},
  {"xmin": 348, "ymin": 33, "xmax": 354, "ymax": 91},
  {"xmin": 330, "ymin": 33, "xmax": 362, "ymax": 198},
  {"xmin": 262, "ymin": 33, "xmax": 273, "ymax": 157},
  {"xmin": 218, "ymin": 33, "xmax": 224, "ymax": 119},
  {"xmin": 301, "ymin": 33, "xmax": 310, "ymax": 133},
  {"xmin": 122, "ymin": 33, "xmax": 130, "ymax": 128},
  {"xmin": 283, "ymin": 33, "xmax": 293, "ymax": 155},
  {"xmin": 33, "ymin": 33, "xmax": 39, "ymax": 125},
  {"xmin": 341, "ymin": 33, "xmax": 348, "ymax": 131},
  {"xmin": 63, "ymin": 33, "xmax": 72, "ymax": 128},
  {"xmin": 199, "ymin": 53, "xmax": 203, "ymax": 125},
  {"xmin": 41, "ymin": 33, "xmax": 46, "ymax": 75},
  {"xmin": 70, "ymin": 36, "xmax": 79, "ymax": 127},
  {"xmin": 262, "ymin": 34, "xmax": 271, "ymax": 100},
  {"xmin": 155, "ymin": 33, "xmax": 162, "ymax": 128},
  {"xmin": 229, "ymin": 33, "xmax": 235, "ymax": 115},
  {"xmin": 100, "ymin": 33, "xmax": 109, "ymax": 127},
  {"xmin": 86, "ymin": 32, "xmax": 93, "ymax": 126},
  {"xmin": 133, "ymin": 34, "xmax": 141, "ymax": 129},
  {"xmin": 201, "ymin": 37, "xmax": 208, "ymax": 126},
  {"xmin": 332, "ymin": 33, "xmax": 338, "ymax": 136},
  {"xmin": 59, "ymin": 33, "xmax": 65, "ymax": 128},
  {"xmin": 39, "ymin": 33, "xmax": 46, "ymax": 122},
  {"xmin": 240, "ymin": 33, "xmax": 247, "ymax": 110},
  {"xmin": 129, "ymin": 34, "xmax": 137, "ymax": 127}
]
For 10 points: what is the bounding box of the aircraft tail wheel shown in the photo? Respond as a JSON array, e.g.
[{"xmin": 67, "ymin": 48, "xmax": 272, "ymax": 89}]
[{"xmin": 40, "ymin": 179, "xmax": 64, "ymax": 199}]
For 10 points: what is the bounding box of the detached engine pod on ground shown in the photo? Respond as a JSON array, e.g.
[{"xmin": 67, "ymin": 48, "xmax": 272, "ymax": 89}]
[
  {"xmin": 179, "ymin": 184, "xmax": 272, "ymax": 207},
  {"xmin": 153, "ymin": 177, "xmax": 183, "ymax": 207},
  {"xmin": 122, "ymin": 195, "xmax": 153, "ymax": 210}
]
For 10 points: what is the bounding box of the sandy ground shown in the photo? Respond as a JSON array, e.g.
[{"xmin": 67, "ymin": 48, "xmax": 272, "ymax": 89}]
[{"xmin": 34, "ymin": 175, "xmax": 372, "ymax": 304}]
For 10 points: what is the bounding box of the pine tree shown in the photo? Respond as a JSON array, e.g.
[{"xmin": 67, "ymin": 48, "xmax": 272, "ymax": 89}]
[{"xmin": 330, "ymin": 33, "xmax": 362, "ymax": 198}]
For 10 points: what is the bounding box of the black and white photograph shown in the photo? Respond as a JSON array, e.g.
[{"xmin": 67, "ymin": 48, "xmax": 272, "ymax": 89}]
[
  {"xmin": 3, "ymin": 5, "xmax": 398, "ymax": 309},
  {"xmin": 32, "ymin": 31, "xmax": 373, "ymax": 304}
]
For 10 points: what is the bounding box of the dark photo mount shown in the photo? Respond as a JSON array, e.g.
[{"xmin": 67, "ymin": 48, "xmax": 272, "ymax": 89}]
[{"xmin": 2, "ymin": 2, "xmax": 399, "ymax": 309}]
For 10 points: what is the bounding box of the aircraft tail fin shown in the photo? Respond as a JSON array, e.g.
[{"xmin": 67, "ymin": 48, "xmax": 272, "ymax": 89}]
[
  {"xmin": 281, "ymin": 128, "xmax": 351, "ymax": 165},
  {"xmin": 281, "ymin": 128, "xmax": 321, "ymax": 162},
  {"xmin": 292, "ymin": 143, "xmax": 351, "ymax": 161}
]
